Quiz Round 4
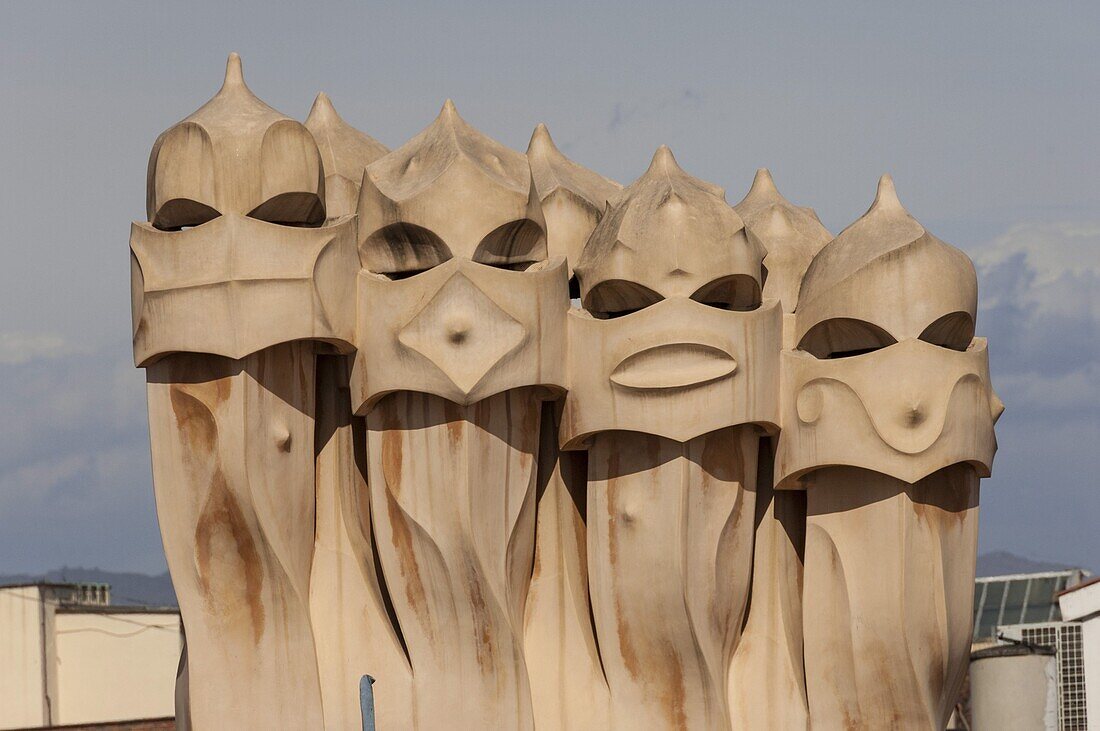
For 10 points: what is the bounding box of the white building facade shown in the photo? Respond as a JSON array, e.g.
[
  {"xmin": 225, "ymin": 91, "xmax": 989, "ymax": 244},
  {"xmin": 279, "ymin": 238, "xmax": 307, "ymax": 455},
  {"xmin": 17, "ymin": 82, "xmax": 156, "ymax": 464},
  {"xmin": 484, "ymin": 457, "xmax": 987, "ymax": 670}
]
[
  {"xmin": 1058, "ymin": 578, "xmax": 1100, "ymax": 731},
  {"xmin": 0, "ymin": 583, "xmax": 181, "ymax": 729}
]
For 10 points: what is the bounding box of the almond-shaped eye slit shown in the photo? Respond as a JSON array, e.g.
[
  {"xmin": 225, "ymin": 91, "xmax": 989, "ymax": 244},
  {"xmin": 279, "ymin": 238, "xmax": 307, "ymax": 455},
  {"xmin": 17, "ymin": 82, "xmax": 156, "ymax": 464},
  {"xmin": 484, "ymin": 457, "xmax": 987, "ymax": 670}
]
[
  {"xmin": 486, "ymin": 261, "xmax": 535, "ymax": 272},
  {"xmin": 473, "ymin": 219, "xmax": 547, "ymax": 267},
  {"xmin": 798, "ymin": 317, "xmax": 897, "ymax": 359},
  {"xmin": 362, "ymin": 223, "xmax": 452, "ymax": 276},
  {"xmin": 690, "ymin": 275, "xmax": 762, "ymax": 312},
  {"xmin": 248, "ymin": 192, "xmax": 325, "ymax": 228},
  {"xmin": 384, "ymin": 268, "xmax": 435, "ymax": 281},
  {"xmin": 584, "ymin": 280, "xmax": 664, "ymax": 319},
  {"xmin": 153, "ymin": 199, "xmax": 221, "ymax": 231},
  {"xmin": 919, "ymin": 312, "xmax": 975, "ymax": 351}
]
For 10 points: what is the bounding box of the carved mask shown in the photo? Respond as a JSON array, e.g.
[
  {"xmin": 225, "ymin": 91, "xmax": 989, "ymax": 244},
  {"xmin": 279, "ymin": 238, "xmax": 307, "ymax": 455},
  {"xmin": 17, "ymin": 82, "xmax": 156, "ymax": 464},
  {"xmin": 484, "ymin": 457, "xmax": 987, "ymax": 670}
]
[
  {"xmin": 130, "ymin": 54, "xmax": 358, "ymax": 366},
  {"xmin": 350, "ymin": 101, "xmax": 568, "ymax": 411},
  {"xmin": 774, "ymin": 177, "xmax": 1003, "ymax": 487},
  {"xmin": 561, "ymin": 147, "xmax": 781, "ymax": 447}
]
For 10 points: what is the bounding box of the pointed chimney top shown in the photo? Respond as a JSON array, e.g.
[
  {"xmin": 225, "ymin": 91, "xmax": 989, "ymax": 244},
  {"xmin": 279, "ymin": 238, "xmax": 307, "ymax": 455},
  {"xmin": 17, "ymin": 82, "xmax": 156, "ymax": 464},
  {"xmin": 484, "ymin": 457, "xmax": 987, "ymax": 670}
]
[
  {"xmin": 646, "ymin": 145, "xmax": 681, "ymax": 176},
  {"xmin": 221, "ymin": 52, "xmax": 246, "ymax": 92},
  {"xmin": 872, "ymin": 174, "xmax": 903, "ymax": 211},
  {"xmin": 527, "ymin": 122, "xmax": 557, "ymax": 156},
  {"xmin": 306, "ymin": 91, "xmax": 339, "ymax": 125},
  {"xmin": 748, "ymin": 167, "xmax": 779, "ymax": 198}
]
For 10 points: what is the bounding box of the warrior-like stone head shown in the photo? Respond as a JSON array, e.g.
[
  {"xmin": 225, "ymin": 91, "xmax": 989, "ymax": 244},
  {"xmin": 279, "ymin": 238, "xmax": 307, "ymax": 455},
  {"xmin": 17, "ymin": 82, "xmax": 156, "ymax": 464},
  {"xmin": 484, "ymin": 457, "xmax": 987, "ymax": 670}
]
[
  {"xmin": 357, "ymin": 99, "xmax": 545, "ymax": 274},
  {"xmin": 576, "ymin": 146, "xmax": 765, "ymax": 315},
  {"xmin": 130, "ymin": 54, "xmax": 357, "ymax": 365},
  {"xmin": 562, "ymin": 147, "xmax": 781, "ymax": 446},
  {"xmin": 775, "ymin": 176, "xmax": 1003, "ymax": 486},
  {"xmin": 351, "ymin": 101, "xmax": 567, "ymax": 410},
  {"xmin": 146, "ymin": 53, "xmax": 324, "ymax": 228}
]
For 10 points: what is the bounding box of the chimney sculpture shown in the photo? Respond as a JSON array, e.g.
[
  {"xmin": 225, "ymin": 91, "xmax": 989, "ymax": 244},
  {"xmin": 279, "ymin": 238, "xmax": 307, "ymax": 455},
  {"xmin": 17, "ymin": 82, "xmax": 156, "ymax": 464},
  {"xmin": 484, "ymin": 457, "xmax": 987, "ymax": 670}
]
[
  {"xmin": 131, "ymin": 55, "xmax": 999, "ymax": 730},
  {"xmin": 131, "ymin": 55, "xmax": 353, "ymax": 728},
  {"xmin": 351, "ymin": 100, "xmax": 567, "ymax": 729}
]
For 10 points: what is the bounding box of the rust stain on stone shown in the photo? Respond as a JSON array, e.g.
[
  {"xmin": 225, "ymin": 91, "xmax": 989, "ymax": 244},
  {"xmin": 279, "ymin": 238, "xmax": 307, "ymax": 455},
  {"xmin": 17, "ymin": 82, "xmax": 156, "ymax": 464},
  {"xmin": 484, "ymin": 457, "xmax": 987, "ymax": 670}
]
[
  {"xmin": 170, "ymin": 386, "xmax": 218, "ymax": 457},
  {"xmin": 656, "ymin": 643, "xmax": 688, "ymax": 730},
  {"xmin": 194, "ymin": 469, "xmax": 266, "ymax": 644},
  {"xmin": 383, "ymin": 479, "xmax": 430, "ymax": 635},
  {"xmin": 380, "ymin": 427, "xmax": 404, "ymax": 497},
  {"xmin": 467, "ymin": 566, "xmax": 496, "ymax": 671}
]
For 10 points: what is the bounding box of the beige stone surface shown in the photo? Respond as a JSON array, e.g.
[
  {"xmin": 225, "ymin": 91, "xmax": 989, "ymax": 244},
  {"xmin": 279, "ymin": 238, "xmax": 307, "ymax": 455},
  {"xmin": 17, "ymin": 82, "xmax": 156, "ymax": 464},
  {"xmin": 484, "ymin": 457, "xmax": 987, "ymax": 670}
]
[
  {"xmin": 568, "ymin": 148, "xmax": 770, "ymax": 730},
  {"xmin": 352, "ymin": 100, "xmax": 565, "ymax": 729},
  {"xmin": 130, "ymin": 54, "xmax": 1001, "ymax": 730},
  {"xmin": 527, "ymin": 123, "xmax": 621, "ymax": 280},
  {"xmin": 309, "ymin": 355, "xmax": 412, "ymax": 730},
  {"xmin": 146, "ymin": 346, "xmax": 323, "ymax": 730},
  {"xmin": 781, "ymin": 177, "xmax": 999, "ymax": 729},
  {"xmin": 802, "ymin": 466, "xmax": 979, "ymax": 730},
  {"xmin": 733, "ymin": 168, "xmax": 831, "ymax": 313},
  {"xmin": 586, "ymin": 429, "xmax": 758, "ymax": 730},
  {"xmin": 137, "ymin": 56, "xmax": 335, "ymax": 730},
  {"xmin": 305, "ymin": 92, "xmax": 389, "ymax": 220},
  {"xmin": 728, "ymin": 445, "xmax": 810, "ymax": 730},
  {"xmin": 523, "ymin": 406, "xmax": 610, "ymax": 731}
]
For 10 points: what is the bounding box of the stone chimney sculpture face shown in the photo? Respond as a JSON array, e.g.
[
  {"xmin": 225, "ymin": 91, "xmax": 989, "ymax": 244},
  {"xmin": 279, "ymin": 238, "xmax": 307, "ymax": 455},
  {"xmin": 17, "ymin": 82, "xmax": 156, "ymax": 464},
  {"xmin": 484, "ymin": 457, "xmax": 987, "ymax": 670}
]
[
  {"xmin": 784, "ymin": 176, "xmax": 1002, "ymax": 729},
  {"xmin": 129, "ymin": 56, "xmax": 1001, "ymax": 731},
  {"xmin": 348, "ymin": 101, "xmax": 570, "ymax": 730},
  {"xmin": 563, "ymin": 146, "xmax": 782, "ymax": 446},
  {"xmin": 131, "ymin": 55, "xmax": 358, "ymax": 365},
  {"xmin": 564, "ymin": 148, "xmax": 781, "ymax": 729},
  {"xmin": 351, "ymin": 101, "xmax": 567, "ymax": 409},
  {"xmin": 775, "ymin": 176, "xmax": 1002, "ymax": 487},
  {"xmin": 132, "ymin": 55, "xmax": 348, "ymax": 729}
]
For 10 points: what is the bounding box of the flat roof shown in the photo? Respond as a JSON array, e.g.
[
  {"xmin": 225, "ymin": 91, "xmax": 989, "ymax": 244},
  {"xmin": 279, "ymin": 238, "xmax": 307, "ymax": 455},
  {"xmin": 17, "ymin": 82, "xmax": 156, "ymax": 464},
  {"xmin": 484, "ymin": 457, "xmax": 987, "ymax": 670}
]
[
  {"xmin": 1056, "ymin": 574, "xmax": 1100, "ymax": 598},
  {"xmin": 55, "ymin": 605, "xmax": 179, "ymax": 615},
  {"xmin": 976, "ymin": 568, "xmax": 1087, "ymax": 582}
]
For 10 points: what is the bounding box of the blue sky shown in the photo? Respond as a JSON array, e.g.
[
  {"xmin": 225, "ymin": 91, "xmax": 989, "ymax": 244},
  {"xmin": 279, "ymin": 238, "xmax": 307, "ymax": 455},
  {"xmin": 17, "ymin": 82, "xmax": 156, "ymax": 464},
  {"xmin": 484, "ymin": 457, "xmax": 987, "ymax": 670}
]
[{"xmin": 0, "ymin": 1, "xmax": 1097, "ymax": 573}]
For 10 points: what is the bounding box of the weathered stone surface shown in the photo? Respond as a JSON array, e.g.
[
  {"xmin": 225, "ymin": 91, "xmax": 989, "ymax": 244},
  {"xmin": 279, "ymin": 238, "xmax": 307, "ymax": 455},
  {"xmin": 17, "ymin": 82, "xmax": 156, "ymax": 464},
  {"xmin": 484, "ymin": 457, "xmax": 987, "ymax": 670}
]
[{"xmin": 131, "ymin": 54, "xmax": 999, "ymax": 730}]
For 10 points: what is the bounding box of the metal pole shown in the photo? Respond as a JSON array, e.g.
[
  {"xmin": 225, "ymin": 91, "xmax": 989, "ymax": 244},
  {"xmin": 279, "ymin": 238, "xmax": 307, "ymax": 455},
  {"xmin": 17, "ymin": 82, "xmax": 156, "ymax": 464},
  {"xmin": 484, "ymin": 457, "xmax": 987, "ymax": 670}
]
[{"xmin": 360, "ymin": 675, "xmax": 377, "ymax": 731}]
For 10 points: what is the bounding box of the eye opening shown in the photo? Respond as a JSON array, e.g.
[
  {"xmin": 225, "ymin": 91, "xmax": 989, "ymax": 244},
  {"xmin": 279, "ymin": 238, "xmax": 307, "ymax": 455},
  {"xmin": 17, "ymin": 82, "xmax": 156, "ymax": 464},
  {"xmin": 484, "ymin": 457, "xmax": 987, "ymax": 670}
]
[
  {"xmin": 247, "ymin": 192, "xmax": 325, "ymax": 228},
  {"xmin": 383, "ymin": 268, "xmax": 434, "ymax": 281},
  {"xmin": 363, "ymin": 222, "xmax": 452, "ymax": 276},
  {"xmin": 690, "ymin": 275, "xmax": 762, "ymax": 312},
  {"xmin": 798, "ymin": 317, "xmax": 897, "ymax": 359},
  {"xmin": 919, "ymin": 312, "xmax": 975, "ymax": 351},
  {"xmin": 584, "ymin": 280, "xmax": 664, "ymax": 319},
  {"xmin": 152, "ymin": 199, "xmax": 221, "ymax": 231},
  {"xmin": 473, "ymin": 218, "xmax": 546, "ymax": 268},
  {"xmin": 485, "ymin": 261, "xmax": 536, "ymax": 272}
]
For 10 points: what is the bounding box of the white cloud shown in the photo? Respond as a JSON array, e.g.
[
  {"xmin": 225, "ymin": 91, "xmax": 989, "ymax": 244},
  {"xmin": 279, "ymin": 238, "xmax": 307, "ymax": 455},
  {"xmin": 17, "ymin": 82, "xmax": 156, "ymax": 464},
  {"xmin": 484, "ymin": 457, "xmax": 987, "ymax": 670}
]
[
  {"xmin": 973, "ymin": 221, "xmax": 1100, "ymax": 321},
  {"xmin": 0, "ymin": 332, "xmax": 77, "ymax": 365}
]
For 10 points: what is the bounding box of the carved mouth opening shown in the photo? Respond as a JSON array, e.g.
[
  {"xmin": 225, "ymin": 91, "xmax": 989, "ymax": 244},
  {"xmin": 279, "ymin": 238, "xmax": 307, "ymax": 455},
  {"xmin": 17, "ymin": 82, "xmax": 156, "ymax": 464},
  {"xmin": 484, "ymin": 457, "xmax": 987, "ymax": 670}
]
[{"xmin": 610, "ymin": 343, "xmax": 736, "ymax": 390}]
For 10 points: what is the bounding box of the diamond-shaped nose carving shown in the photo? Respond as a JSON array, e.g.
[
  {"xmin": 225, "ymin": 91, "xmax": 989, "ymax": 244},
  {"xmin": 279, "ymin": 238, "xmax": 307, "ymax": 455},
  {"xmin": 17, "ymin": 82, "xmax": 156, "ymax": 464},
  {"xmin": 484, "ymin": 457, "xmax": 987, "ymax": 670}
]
[{"xmin": 397, "ymin": 272, "xmax": 526, "ymax": 395}]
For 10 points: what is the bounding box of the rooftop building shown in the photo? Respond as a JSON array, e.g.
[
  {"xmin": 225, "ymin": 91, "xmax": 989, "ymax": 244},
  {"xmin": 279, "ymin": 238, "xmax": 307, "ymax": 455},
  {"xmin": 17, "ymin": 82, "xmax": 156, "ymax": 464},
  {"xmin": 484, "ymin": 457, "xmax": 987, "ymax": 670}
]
[{"xmin": 0, "ymin": 582, "xmax": 181, "ymax": 730}]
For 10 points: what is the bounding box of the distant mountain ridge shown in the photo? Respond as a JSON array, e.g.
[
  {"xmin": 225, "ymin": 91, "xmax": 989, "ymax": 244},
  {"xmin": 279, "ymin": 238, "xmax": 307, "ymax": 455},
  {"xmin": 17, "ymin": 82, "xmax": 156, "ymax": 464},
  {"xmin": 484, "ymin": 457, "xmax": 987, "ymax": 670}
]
[
  {"xmin": 0, "ymin": 552, "xmax": 1085, "ymax": 608},
  {"xmin": 0, "ymin": 566, "xmax": 177, "ymax": 607},
  {"xmin": 975, "ymin": 550, "xmax": 1083, "ymax": 577}
]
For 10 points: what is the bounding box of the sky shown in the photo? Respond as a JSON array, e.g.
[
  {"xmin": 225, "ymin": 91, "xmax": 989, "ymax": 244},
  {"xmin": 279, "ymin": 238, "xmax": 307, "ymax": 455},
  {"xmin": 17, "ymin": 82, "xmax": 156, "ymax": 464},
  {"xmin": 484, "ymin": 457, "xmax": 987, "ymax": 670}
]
[{"xmin": 0, "ymin": 1, "xmax": 1097, "ymax": 574}]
